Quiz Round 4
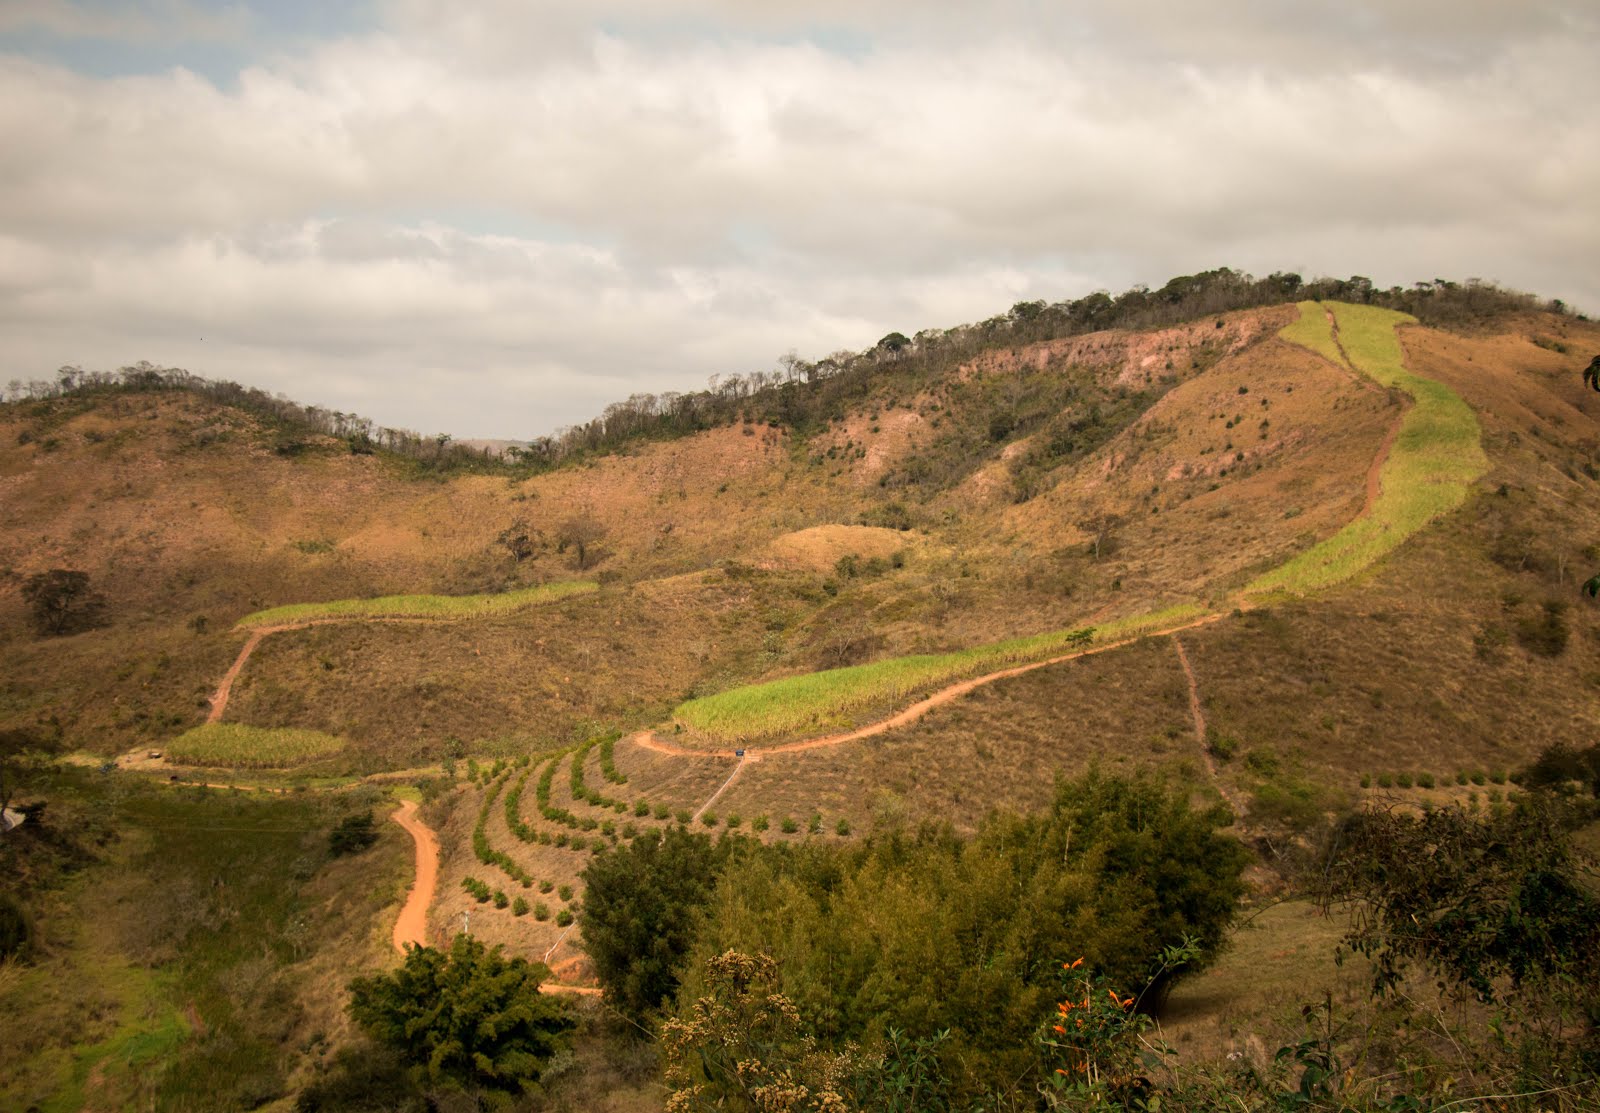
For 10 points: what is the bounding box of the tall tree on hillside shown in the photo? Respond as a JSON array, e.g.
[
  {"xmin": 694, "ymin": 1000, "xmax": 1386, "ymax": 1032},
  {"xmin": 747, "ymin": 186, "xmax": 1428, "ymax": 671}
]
[
  {"xmin": 1584, "ymin": 354, "xmax": 1599, "ymax": 392},
  {"xmin": 495, "ymin": 518, "xmax": 544, "ymax": 563}
]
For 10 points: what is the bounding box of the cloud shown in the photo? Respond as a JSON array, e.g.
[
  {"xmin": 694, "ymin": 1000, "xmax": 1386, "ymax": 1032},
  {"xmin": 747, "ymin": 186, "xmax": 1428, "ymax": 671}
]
[
  {"xmin": 0, "ymin": 0, "xmax": 251, "ymax": 43},
  {"xmin": 0, "ymin": 2, "xmax": 1596, "ymax": 436}
]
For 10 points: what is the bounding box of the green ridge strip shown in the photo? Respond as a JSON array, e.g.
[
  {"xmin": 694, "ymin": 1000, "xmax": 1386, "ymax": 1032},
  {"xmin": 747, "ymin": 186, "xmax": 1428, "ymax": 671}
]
[
  {"xmin": 1277, "ymin": 298, "xmax": 1345, "ymax": 366},
  {"xmin": 235, "ymin": 579, "xmax": 598, "ymax": 628},
  {"xmin": 1246, "ymin": 302, "xmax": 1487, "ymax": 596},
  {"xmin": 166, "ymin": 723, "xmax": 345, "ymax": 767}
]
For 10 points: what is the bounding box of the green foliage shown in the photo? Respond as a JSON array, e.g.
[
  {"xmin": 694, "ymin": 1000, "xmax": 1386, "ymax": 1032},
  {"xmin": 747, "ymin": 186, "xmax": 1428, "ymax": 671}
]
[
  {"xmin": 675, "ymin": 770, "xmax": 1248, "ymax": 1096},
  {"xmin": 512, "ymin": 896, "xmax": 529, "ymax": 917},
  {"xmin": 661, "ymin": 951, "xmax": 964, "ymax": 1113},
  {"xmin": 236, "ymin": 579, "xmax": 597, "ymax": 629},
  {"xmin": 347, "ymin": 933, "xmax": 574, "ymax": 1094},
  {"xmin": 780, "ymin": 816, "xmax": 799, "ymax": 834},
  {"xmin": 328, "ymin": 811, "xmax": 379, "ymax": 857},
  {"xmin": 580, "ymin": 827, "xmax": 742, "ymax": 1016},
  {"xmin": 1520, "ymin": 743, "xmax": 1600, "ymax": 798},
  {"xmin": 166, "ymin": 723, "xmax": 345, "ymax": 768},
  {"xmin": 0, "ymin": 891, "xmax": 35, "ymax": 960},
  {"xmin": 1324, "ymin": 800, "xmax": 1600, "ymax": 1004}
]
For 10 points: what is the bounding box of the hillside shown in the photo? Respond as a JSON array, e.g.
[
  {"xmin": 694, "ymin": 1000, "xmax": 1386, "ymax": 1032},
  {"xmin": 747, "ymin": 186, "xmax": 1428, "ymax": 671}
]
[{"xmin": 3, "ymin": 288, "xmax": 1599, "ymax": 1109}]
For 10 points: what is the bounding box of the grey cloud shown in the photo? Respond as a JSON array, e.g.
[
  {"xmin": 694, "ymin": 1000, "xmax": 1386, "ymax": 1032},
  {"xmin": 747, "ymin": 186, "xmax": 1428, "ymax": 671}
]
[{"xmin": 0, "ymin": 2, "xmax": 1596, "ymax": 437}]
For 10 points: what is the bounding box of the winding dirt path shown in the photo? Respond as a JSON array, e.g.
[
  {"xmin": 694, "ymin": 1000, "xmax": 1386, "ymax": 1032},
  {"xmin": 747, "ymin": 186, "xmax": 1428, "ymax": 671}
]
[
  {"xmin": 692, "ymin": 754, "xmax": 753, "ymax": 821},
  {"xmin": 627, "ymin": 609, "xmax": 1232, "ymax": 761},
  {"xmin": 390, "ymin": 799, "xmax": 438, "ymax": 953},
  {"xmin": 1171, "ymin": 636, "xmax": 1246, "ymax": 817}
]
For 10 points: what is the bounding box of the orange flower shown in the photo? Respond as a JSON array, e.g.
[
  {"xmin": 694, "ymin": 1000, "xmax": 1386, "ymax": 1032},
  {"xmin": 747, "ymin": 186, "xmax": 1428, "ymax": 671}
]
[
  {"xmin": 1069, "ymin": 957, "xmax": 1084, "ymax": 970},
  {"xmin": 1053, "ymin": 1025, "xmax": 1065, "ymax": 1034}
]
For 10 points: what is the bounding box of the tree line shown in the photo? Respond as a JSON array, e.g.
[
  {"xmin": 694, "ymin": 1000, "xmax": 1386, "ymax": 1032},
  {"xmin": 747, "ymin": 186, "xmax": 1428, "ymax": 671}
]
[{"xmin": 3, "ymin": 271, "xmax": 1568, "ymax": 477}]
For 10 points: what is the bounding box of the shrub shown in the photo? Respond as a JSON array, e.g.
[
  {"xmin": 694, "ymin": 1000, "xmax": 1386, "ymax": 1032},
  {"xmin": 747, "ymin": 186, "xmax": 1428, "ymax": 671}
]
[
  {"xmin": 654, "ymin": 803, "xmax": 671, "ymax": 820},
  {"xmin": 512, "ymin": 897, "xmax": 529, "ymax": 917},
  {"xmin": 1456, "ymin": 770, "xmax": 1469, "ymax": 786},
  {"xmin": 634, "ymin": 799, "xmax": 651, "ymax": 817},
  {"xmin": 328, "ymin": 811, "xmax": 379, "ymax": 856},
  {"xmin": 675, "ymin": 809, "xmax": 692, "ymax": 824},
  {"xmin": 347, "ymin": 934, "xmax": 574, "ymax": 1094},
  {"xmin": 725, "ymin": 814, "xmax": 742, "ymax": 829},
  {"xmin": 1395, "ymin": 773, "xmax": 1413, "ymax": 789},
  {"xmin": 493, "ymin": 890, "xmax": 508, "ymax": 909},
  {"xmin": 835, "ymin": 818, "xmax": 851, "ymax": 837},
  {"xmin": 539, "ymin": 880, "xmax": 554, "ymax": 894},
  {"xmin": 558, "ymin": 884, "xmax": 573, "ymax": 902},
  {"xmin": 1377, "ymin": 774, "xmax": 1394, "ymax": 789},
  {"xmin": 555, "ymin": 909, "xmax": 573, "ymax": 927},
  {"xmin": 1416, "ymin": 772, "xmax": 1435, "ymax": 789},
  {"xmin": 701, "ymin": 812, "xmax": 718, "ymax": 827},
  {"xmin": 534, "ymin": 903, "xmax": 550, "ymax": 921},
  {"xmin": 753, "ymin": 814, "xmax": 769, "ymax": 832},
  {"xmin": 781, "ymin": 816, "xmax": 799, "ymax": 834},
  {"xmin": 1359, "ymin": 774, "xmax": 1371, "ymax": 789},
  {"xmin": 1470, "ymin": 770, "xmax": 1487, "ymax": 786},
  {"xmin": 807, "ymin": 813, "xmax": 823, "ymax": 834},
  {"xmin": 1489, "ymin": 769, "xmax": 1507, "ymax": 785}
]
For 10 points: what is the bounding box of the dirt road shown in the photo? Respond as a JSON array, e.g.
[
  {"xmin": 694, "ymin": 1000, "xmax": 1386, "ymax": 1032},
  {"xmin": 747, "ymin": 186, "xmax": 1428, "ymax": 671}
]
[{"xmin": 390, "ymin": 799, "xmax": 438, "ymax": 953}]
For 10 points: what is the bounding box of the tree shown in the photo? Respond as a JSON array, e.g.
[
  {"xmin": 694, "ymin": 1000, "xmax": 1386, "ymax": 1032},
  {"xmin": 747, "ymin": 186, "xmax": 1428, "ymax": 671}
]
[
  {"xmin": 581, "ymin": 826, "xmax": 737, "ymax": 1016},
  {"xmin": 21, "ymin": 569, "xmax": 105, "ymax": 635},
  {"xmin": 347, "ymin": 934, "xmax": 574, "ymax": 1095},
  {"xmin": 556, "ymin": 513, "xmax": 607, "ymax": 570},
  {"xmin": 495, "ymin": 518, "xmax": 544, "ymax": 563},
  {"xmin": 328, "ymin": 811, "xmax": 379, "ymax": 856},
  {"xmin": 1584, "ymin": 354, "xmax": 1599, "ymax": 392}
]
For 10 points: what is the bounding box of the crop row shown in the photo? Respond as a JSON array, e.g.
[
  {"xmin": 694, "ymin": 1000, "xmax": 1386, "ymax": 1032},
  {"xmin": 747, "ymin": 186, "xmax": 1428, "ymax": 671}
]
[
  {"xmin": 235, "ymin": 578, "xmax": 598, "ymax": 629},
  {"xmin": 165, "ymin": 723, "xmax": 345, "ymax": 768}
]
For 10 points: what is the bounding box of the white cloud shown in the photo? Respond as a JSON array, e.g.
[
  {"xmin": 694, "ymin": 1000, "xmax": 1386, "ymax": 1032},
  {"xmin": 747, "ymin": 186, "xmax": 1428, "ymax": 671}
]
[{"xmin": 0, "ymin": 2, "xmax": 1597, "ymax": 435}]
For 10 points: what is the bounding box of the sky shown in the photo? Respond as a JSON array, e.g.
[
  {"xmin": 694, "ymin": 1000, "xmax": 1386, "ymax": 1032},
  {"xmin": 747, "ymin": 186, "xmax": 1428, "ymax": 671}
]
[{"xmin": 1, "ymin": 1, "xmax": 1596, "ymax": 439}]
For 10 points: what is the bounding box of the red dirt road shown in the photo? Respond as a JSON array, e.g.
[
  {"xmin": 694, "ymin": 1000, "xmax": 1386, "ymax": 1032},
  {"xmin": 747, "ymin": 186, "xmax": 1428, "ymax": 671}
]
[{"xmin": 390, "ymin": 799, "xmax": 438, "ymax": 953}]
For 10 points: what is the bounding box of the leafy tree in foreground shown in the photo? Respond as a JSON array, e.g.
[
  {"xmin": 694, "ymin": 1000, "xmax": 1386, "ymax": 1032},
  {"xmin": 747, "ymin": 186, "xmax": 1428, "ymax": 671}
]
[
  {"xmin": 581, "ymin": 826, "xmax": 739, "ymax": 1016},
  {"xmin": 327, "ymin": 810, "xmax": 379, "ymax": 857},
  {"xmin": 21, "ymin": 568, "xmax": 105, "ymax": 635},
  {"xmin": 347, "ymin": 934, "xmax": 573, "ymax": 1095}
]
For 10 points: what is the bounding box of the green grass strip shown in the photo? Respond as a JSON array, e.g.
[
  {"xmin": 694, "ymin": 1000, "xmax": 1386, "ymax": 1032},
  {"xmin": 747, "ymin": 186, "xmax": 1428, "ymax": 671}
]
[
  {"xmin": 1277, "ymin": 299, "xmax": 1345, "ymax": 366},
  {"xmin": 165, "ymin": 723, "xmax": 345, "ymax": 768},
  {"xmin": 235, "ymin": 579, "xmax": 598, "ymax": 629},
  {"xmin": 674, "ymin": 622, "xmax": 1112, "ymax": 742},
  {"xmin": 1246, "ymin": 302, "xmax": 1486, "ymax": 596}
]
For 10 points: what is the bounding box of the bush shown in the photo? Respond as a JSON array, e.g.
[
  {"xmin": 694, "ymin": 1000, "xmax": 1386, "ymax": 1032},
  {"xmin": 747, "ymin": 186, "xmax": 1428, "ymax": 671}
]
[
  {"xmin": 534, "ymin": 903, "xmax": 550, "ymax": 921},
  {"xmin": 700, "ymin": 812, "xmax": 718, "ymax": 827},
  {"xmin": 654, "ymin": 803, "xmax": 671, "ymax": 820},
  {"xmin": 493, "ymin": 890, "xmax": 508, "ymax": 909},
  {"xmin": 555, "ymin": 909, "xmax": 573, "ymax": 927},
  {"xmin": 1359, "ymin": 774, "xmax": 1371, "ymax": 789},
  {"xmin": 752, "ymin": 814, "xmax": 769, "ymax": 832},
  {"xmin": 675, "ymin": 809, "xmax": 692, "ymax": 824},
  {"xmin": 807, "ymin": 812, "xmax": 822, "ymax": 834},
  {"xmin": 726, "ymin": 814, "xmax": 742, "ymax": 829},
  {"xmin": 21, "ymin": 568, "xmax": 106, "ymax": 635},
  {"xmin": 347, "ymin": 934, "xmax": 574, "ymax": 1094},
  {"xmin": 1396, "ymin": 773, "xmax": 1413, "ymax": 789},
  {"xmin": 780, "ymin": 816, "xmax": 799, "ymax": 833},
  {"xmin": 1416, "ymin": 772, "xmax": 1435, "ymax": 789},
  {"xmin": 512, "ymin": 897, "xmax": 529, "ymax": 917},
  {"xmin": 328, "ymin": 811, "xmax": 379, "ymax": 857},
  {"xmin": 835, "ymin": 818, "xmax": 851, "ymax": 836},
  {"xmin": 1376, "ymin": 774, "xmax": 1394, "ymax": 789},
  {"xmin": 539, "ymin": 880, "xmax": 554, "ymax": 894},
  {"xmin": 634, "ymin": 799, "xmax": 651, "ymax": 817},
  {"xmin": 557, "ymin": 884, "xmax": 573, "ymax": 902},
  {"xmin": 580, "ymin": 827, "xmax": 741, "ymax": 1015}
]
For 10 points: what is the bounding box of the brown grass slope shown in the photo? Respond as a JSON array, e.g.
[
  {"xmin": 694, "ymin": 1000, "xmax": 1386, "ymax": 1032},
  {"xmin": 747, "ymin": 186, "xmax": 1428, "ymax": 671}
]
[{"xmin": 0, "ymin": 307, "xmax": 1595, "ymax": 800}]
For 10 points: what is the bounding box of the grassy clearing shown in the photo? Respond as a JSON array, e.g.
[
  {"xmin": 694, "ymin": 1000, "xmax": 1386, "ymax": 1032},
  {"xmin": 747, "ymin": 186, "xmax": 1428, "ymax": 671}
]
[
  {"xmin": 1246, "ymin": 302, "xmax": 1487, "ymax": 597},
  {"xmin": 235, "ymin": 579, "xmax": 598, "ymax": 629},
  {"xmin": 166, "ymin": 723, "xmax": 345, "ymax": 768}
]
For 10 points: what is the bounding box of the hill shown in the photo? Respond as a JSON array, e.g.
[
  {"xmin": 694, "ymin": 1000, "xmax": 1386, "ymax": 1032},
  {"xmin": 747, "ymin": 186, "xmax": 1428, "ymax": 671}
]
[{"xmin": 3, "ymin": 276, "xmax": 1599, "ymax": 1109}]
